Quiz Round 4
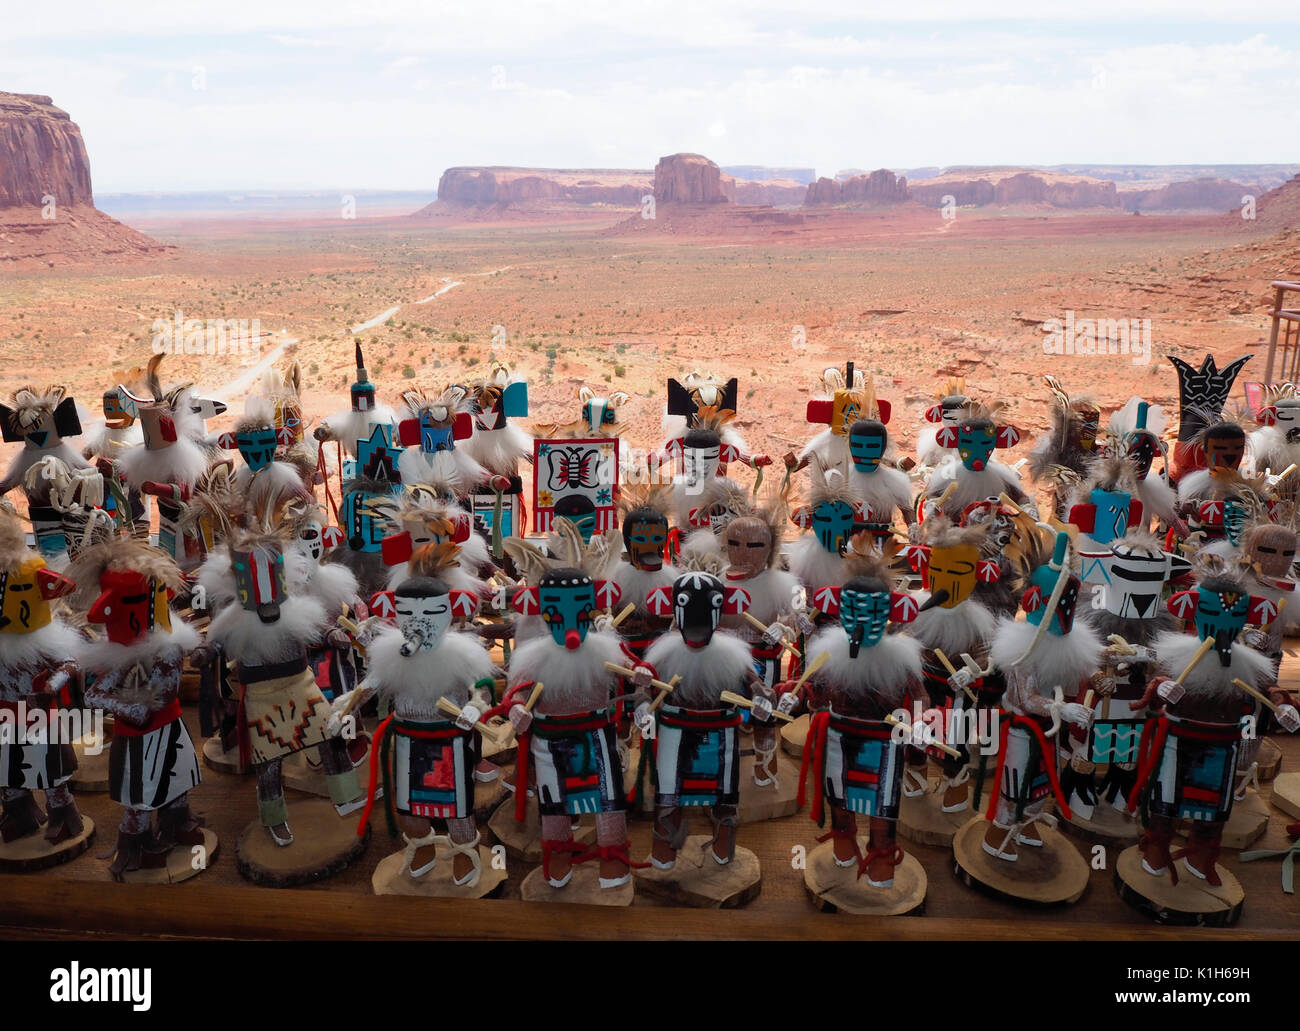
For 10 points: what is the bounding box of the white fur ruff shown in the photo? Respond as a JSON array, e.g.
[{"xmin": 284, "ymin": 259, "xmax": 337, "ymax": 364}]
[
  {"xmin": 397, "ymin": 447, "xmax": 485, "ymax": 494},
  {"xmin": 206, "ymin": 594, "xmax": 325, "ymax": 665},
  {"xmin": 614, "ymin": 561, "xmax": 679, "ymax": 614},
  {"xmin": 0, "ymin": 620, "xmax": 84, "ymax": 674},
  {"xmin": 461, "ymin": 423, "xmax": 532, "ymax": 476},
  {"xmin": 927, "ymin": 458, "xmax": 1023, "ymax": 514},
  {"xmin": 849, "ymin": 464, "xmax": 913, "ymax": 518},
  {"xmin": 324, "ymin": 406, "xmax": 397, "ymax": 459},
  {"xmin": 798, "ymin": 427, "xmax": 849, "ymax": 469},
  {"xmin": 117, "ymin": 436, "xmax": 210, "ymax": 491},
  {"xmin": 506, "ymin": 630, "xmax": 625, "ymax": 713},
  {"xmin": 1176, "ymin": 468, "xmax": 1212, "ymax": 504},
  {"xmin": 907, "ymin": 595, "xmax": 996, "ymax": 655},
  {"xmin": 1153, "ymin": 630, "xmax": 1273, "ymax": 696},
  {"xmin": 1136, "ymin": 474, "xmax": 1177, "ymax": 524},
  {"xmin": 363, "ymin": 626, "xmax": 497, "ymax": 718},
  {"xmin": 644, "ymin": 630, "xmax": 753, "ymax": 708},
  {"xmin": 989, "ymin": 617, "xmax": 1103, "ymax": 696},
  {"xmin": 809, "ymin": 625, "xmax": 922, "ymax": 708},
  {"xmin": 787, "ymin": 534, "xmax": 847, "ymax": 592},
  {"xmin": 81, "ymin": 621, "xmax": 199, "ymax": 675},
  {"xmin": 723, "ymin": 567, "xmax": 800, "ymax": 623}
]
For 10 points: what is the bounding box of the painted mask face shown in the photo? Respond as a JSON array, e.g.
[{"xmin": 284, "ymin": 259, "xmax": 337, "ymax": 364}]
[
  {"xmin": 394, "ymin": 584, "xmax": 453, "ymax": 653},
  {"xmin": 848, "ymin": 420, "xmax": 887, "ymax": 473},
  {"xmin": 582, "ymin": 398, "xmax": 617, "ymax": 434},
  {"xmin": 475, "ymin": 384, "xmax": 506, "ymax": 431},
  {"xmin": 236, "ymin": 424, "xmax": 279, "ymax": 471},
  {"xmin": 1204, "ymin": 427, "xmax": 1245, "ymax": 473},
  {"xmin": 1075, "ymin": 405, "xmax": 1100, "ymax": 451},
  {"xmin": 937, "ymin": 394, "xmax": 970, "ymax": 426},
  {"xmin": 298, "ymin": 521, "xmax": 325, "ymax": 562},
  {"xmin": 1087, "ymin": 487, "xmax": 1133, "ymax": 545},
  {"xmin": 231, "ymin": 544, "xmax": 288, "ymax": 624},
  {"xmin": 417, "ymin": 406, "xmax": 456, "ymax": 454},
  {"xmin": 673, "ymin": 571, "xmax": 724, "ymax": 649},
  {"xmin": 1275, "ymin": 400, "xmax": 1300, "ymax": 443},
  {"xmin": 103, "ymin": 389, "xmax": 134, "ymax": 429},
  {"xmin": 830, "ymin": 389, "xmax": 865, "ymax": 437},
  {"xmin": 922, "ymin": 543, "xmax": 980, "ymax": 609},
  {"xmin": 623, "ymin": 510, "xmax": 668, "ymax": 571},
  {"xmin": 275, "ymin": 400, "xmax": 303, "ymax": 444},
  {"xmin": 681, "ymin": 429, "xmax": 721, "ymax": 490},
  {"xmin": 137, "ymin": 404, "xmax": 179, "ymax": 452},
  {"xmin": 838, "ymin": 577, "xmax": 891, "ymax": 656},
  {"xmin": 553, "ymin": 495, "xmax": 598, "ymax": 543},
  {"xmin": 1089, "ymin": 542, "xmax": 1177, "ymax": 620},
  {"xmin": 811, "ymin": 500, "xmax": 855, "ymax": 554},
  {"xmin": 538, "ymin": 569, "xmax": 597, "ymax": 650},
  {"xmin": 87, "ymin": 569, "xmax": 172, "ymax": 645},
  {"xmin": 1025, "ymin": 561, "xmax": 1081, "ymax": 636},
  {"xmin": 1193, "ymin": 584, "xmax": 1250, "ymax": 666},
  {"xmin": 725, "ymin": 517, "xmax": 773, "ymax": 579},
  {"xmin": 351, "ymin": 378, "xmax": 375, "ymax": 413},
  {"xmin": 955, "ymin": 420, "xmax": 998, "ymax": 472},
  {"xmin": 1124, "ymin": 430, "xmax": 1159, "ymax": 480},
  {"xmin": 1250, "ymin": 527, "xmax": 1297, "ymax": 578},
  {"xmin": 0, "ymin": 557, "xmax": 72, "ymax": 634}
]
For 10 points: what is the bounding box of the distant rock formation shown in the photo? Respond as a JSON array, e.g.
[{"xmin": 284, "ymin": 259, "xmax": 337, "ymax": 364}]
[
  {"xmin": 803, "ymin": 169, "xmax": 909, "ymax": 206},
  {"xmin": 654, "ymin": 153, "xmax": 732, "ymax": 204},
  {"xmin": 730, "ymin": 178, "xmax": 807, "ymax": 206},
  {"xmin": 1243, "ymin": 173, "xmax": 1300, "ymax": 229},
  {"xmin": 908, "ymin": 169, "xmax": 1120, "ymax": 210},
  {"xmin": 723, "ymin": 166, "xmax": 816, "ymax": 186},
  {"xmin": 431, "ymin": 166, "xmax": 650, "ymax": 208},
  {"xmin": 1120, "ymin": 178, "xmax": 1252, "ymax": 213},
  {"xmin": 0, "ymin": 92, "xmax": 172, "ymax": 265}
]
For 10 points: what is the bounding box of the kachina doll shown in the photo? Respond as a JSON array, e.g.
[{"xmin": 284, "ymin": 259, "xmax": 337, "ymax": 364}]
[
  {"xmin": 921, "ymin": 404, "xmax": 1033, "ymax": 522},
  {"xmin": 500, "ymin": 517, "xmax": 650, "ymax": 895},
  {"xmin": 81, "ymin": 360, "xmax": 154, "ymax": 531},
  {"xmin": 610, "ymin": 483, "xmax": 679, "ymax": 662},
  {"xmin": 371, "ymin": 486, "xmax": 493, "ymax": 605},
  {"xmin": 339, "ymin": 543, "xmax": 499, "ymax": 888},
  {"xmin": 1070, "ymin": 531, "xmax": 1189, "ymax": 826},
  {"xmin": 333, "ymin": 419, "xmax": 406, "ymax": 600},
  {"xmin": 717, "ymin": 489, "xmax": 806, "ymax": 787},
  {"xmin": 902, "ymin": 517, "xmax": 1002, "ymax": 818},
  {"xmin": 0, "ymin": 383, "xmax": 97, "ymax": 566},
  {"xmin": 1125, "ymin": 567, "xmax": 1289, "ymax": 896},
  {"xmin": 461, "ymin": 364, "xmax": 531, "ymax": 557},
  {"xmin": 71, "ymin": 530, "xmax": 208, "ymax": 880},
  {"xmin": 0, "ymin": 510, "xmax": 88, "ymax": 863},
  {"xmin": 1167, "ymin": 352, "xmax": 1252, "ymax": 481},
  {"xmin": 198, "ymin": 527, "xmax": 364, "ymax": 845},
  {"xmin": 787, "ymin": 457, "xmax": 870, "ymax": 603},
  {"xmin": 792, "ymin": 535, "xmax": 925, "ymax": 890},
  {"xmin": 1027, "ymin": 375, "xmax": 1102, "ymax": 519},
  {"xmin": 531, "ymin": 386, "xmax": 628, "ymax": 543},
  {"xmin": 916, "ymin": 376, "xmax": 976, "ymax": 472},
  {"xmin": 662, "ymin": 372, "xmax": 739, "ymax": 438},
  {"xmin": 1249, "ymin": 383, "xmax": 1300, "ymax": 504},
  {"xmin": 1066, "ymin": 452, "xmax": 1144, "ymax": 558},
  {"xmin": 395, "ymin": 384, "xmax": 486, "ymax": 494},
  {"xmin": 979, "ymin": 531, "xmax": 1103, "ymax": 865},
  {"xmin": 958, "ymin": 497, "xmax": 1026, "ymax": 619},
  {"xmin": 213, "ymin": 396, "xmax": 311, "ymax": 510},
  {"xmin": 1107, "ymin": 398, "xmax": 1185, "ymax": 537},
  {"xmin": 639, "ymin": 570, "xmax": 766, "ymax": 876},
  {"xmin": 663, "ymin": 406, "xmax": 770, "ymax": 539},
  {"xmin": 842, "ymin": 416, "xmax": 915, "ymax": 536},
  {"xmin": 314, "ymin": 341, "xmax": 399, "ymax": 465},
  {"xmin": 784, "ymin": 363, "xmax": 887, "ymax": 474}
]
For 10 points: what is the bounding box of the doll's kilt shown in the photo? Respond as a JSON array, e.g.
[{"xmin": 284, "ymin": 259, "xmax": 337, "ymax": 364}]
[
  {"xmin": 823, "ymin": 709, "xmax": 904, "ymax": 820},
  {"xmin": 0, "ymin": 700, "xmax": 76, "ymax": 790},
  {"xmin": 109, "ymin": 703, "xmax": 200, "ymax": 810},
  {"xmin": 1139, "ymin": 715, "xmax": 1240, "ymax": 823},
  {"xmin": 239, "ymin": 659, "xmax": 331, "ymax": 765},
  {"xmin": 994, "ymin": 713, "xmax": 1059, "ymax": 820},
  {"xmin": 653, "ymin": 704, "xmax": 742, "ymax": 809},
  {"xmin": 530, "ymin": 709, "xmax": 624, "ymax": 817},
  {"xmin": 391, "ymin": 718, "xmax": 478, "ymax": 821}
]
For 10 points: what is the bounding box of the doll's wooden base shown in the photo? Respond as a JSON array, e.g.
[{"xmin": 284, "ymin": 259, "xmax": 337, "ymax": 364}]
[
  {"xmin": 235, "ymin": 798, "xmax": 369, "ymax": 887},
  {"xmin": 635, "ymin": 836, "xmax": 762, "ymax": 908},
  {"xmin": 1271, "ymin": 771, "xmax": 1300, "ymax": 819},
  {"xmin": 202, "ymin": 736, "xmax": 244, "ymax": 775},
  {"xmin": 1258, "ymin": 737, "xmax": 1283, "ymax": 781},
  {"xmin": 371, "ymin": 844, "xmax": 506, "ymax": 899},
  {"xmin": 119, "ymin": 828, "xmax": 219, "ymax": 885},
  {"xmin": 737, "ymin": 753, "xmax": 800, "ymax": 823},
  {"xmin": 519, "ymin": 862, "xmax": 634, "ymax": 906},
  {"xmin": 486, "ymin": 790, "xmax": 595, "ymax": 863},
  {"xmin": 282, "ymin": 739, "xmax": 377, "ymax": 798},
  {"xmin": 71, "ymin": 735, "xmax": 111, "ymax": 792},
  {"xmin": 1114, "ymin": 845, "xmax": 1244, "ymax": 926},
  {"xmin": 780, "ymin": 714, "xmax": 809, "ymax": 758},
  {"xmin": 952, "ymin": 816, "xmax": 1090, "ymax": 907},
  {"xmin": 803, "ymin": 840, "xmax": 926, "ymax": 916},
  {"xmin": 898, "ymin": 778, "xmax": 973, "ymax": 847},
  {"xmin": 1062, "ymin": 800, "xmax": 1140, "ymax": 849},
  {"xmin": 0, "ymin": 816, "xmax": 95, "ymax": 873}
]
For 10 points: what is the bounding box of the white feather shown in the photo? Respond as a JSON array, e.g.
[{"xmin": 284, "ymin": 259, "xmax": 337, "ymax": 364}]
[
  {"xmin": 461, "ymin": 423, "xmax": 532, "ymax": 476},
  {"xmin": 323, "ymin": 406, "xmax": 397, "ymax": 460},
  {"xmin": 1152, "ymin": 630, "xmax": 1273, "ymax": 697},
  {"xmin": 117, "ymin": 435, "xmax": 209, "ymax": 490}
]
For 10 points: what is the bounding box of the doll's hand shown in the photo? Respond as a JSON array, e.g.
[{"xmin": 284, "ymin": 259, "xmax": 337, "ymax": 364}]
[
  {"xmin": 325, "ymin": 627, "xmax": 351, "ymax": 650},
  {"xmin": 592, "ymin": 612, "xmax": 616, "ymax": 634},
  {"xmin": 1156, "ymin": 679, "xmax": 1184, "ymax": 704},
  {"xmin": 750, "ymin": 695, "xmax": 774, "ymax": 723},
  {"xmin": 752, "ymin": 454, "xmax": 772, "ymax": 468},
  {"xmin": 454, "ymin": 703, "xmax": 482, "ymax": 733},
  {"xmin": 948, "ymin": 667, "xmax": 974, "ymax": 693},
  {"xmin": 1241, "ymin": 628, "xmax": 1270, "ymax": 651},
  {"xmin": 1058, "ymin": 702, "xmax": 1093, "ymax": 729},
  {"xmin": 1092, "ymin": 674, "xmax": 1116, "ymax": 698},
  {"xmin": 508, "ymin": 704, "xmax": 533, "ymax": 735},
  {"xmin": 634, "ymin": 703, "xmax": 655, "ymax": 740},
  {"xmin": 189, "ymin": 644, "xmax": 217, "ymax": 667},
  {"xmin": 776, "ymin": 691, "xmax": 800, "ymax": 716},
  {"xmin": 313, "ymin": 426, "xmax": 331, "ymax": 442},
  {"xmin": 631, "ymin": 665, "xmax": 653, "ymax": 691},
  {"xmin": 782, "ymin": 451, "xmax": 798, "ymax": 470},
  {"xmin": 763, "ymin": 621, "xmax": 793, "ymax": 646},
  {"xmin": 793, "ymin": 611, "xmax": 816, "ymax": 637},
  {"xmin": 1276, "ymin": 704, "xmax": 1300, "ymax": 733}
]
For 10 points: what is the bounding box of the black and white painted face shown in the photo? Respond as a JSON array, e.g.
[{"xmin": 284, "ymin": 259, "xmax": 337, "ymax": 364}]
[
  {"xmin": 298, "ymin": 522, "xmax": 324, "ymax": 562},
  {"xmin": 673, "ymin": 571, "xmax": 724, "ymax": 649},
  {"xmin": 395, "ymin": 590, "xmax": 453, "ymax": 654}
]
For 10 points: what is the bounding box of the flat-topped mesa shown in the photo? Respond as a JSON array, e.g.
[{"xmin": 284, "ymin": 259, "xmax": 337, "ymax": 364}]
[
  {"xmin": 804, "ymin": 169, "xmax": 909, "ymax": 206},
  {"xmin": 0, "ymin": 92, "xmax": 94, "ymax": 208},
  {"xmin": 654, "ymin": 153, "xmax": 733, "ymax": 204},
  {"xmin": 908, "ymin": 168, "xmax": 1121, "ymax": 209},
  {"xmin": 434, "ymin": 166, "xmax": 651, "ymax": 207}
]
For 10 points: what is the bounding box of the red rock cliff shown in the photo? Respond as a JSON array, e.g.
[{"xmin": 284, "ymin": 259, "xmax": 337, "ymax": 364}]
[
  {"xmin": 654, "ymin": 153, "xmax": 732, "ymax": 204},
  {"xmin": 0, "ymin": 93, "xmax": 94, "ymax": 208}
]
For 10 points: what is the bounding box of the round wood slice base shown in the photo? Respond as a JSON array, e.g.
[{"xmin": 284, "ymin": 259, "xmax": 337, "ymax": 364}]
[
  {"xmin": 1177, "ymin": 790, "xmax": 1270, "ymax": 850},
  {"xmin": 952, "ymin": 816, "xmax": 1090, "ymax": 907},
  {"xmin": 371, "ymin": 844, "xmax": 506, "ymax": 899},
  {"xmin": 635, "ymin": 837, "xmax": 762, "ymax": 908},
  {"xmin": 898, "ymin": 780, "xmax": 974, "ymax": 846},
  {"xmin": 803, "ymin": 840, "xmax": 926, "ymax": 916},
  {"xmin": 737, "ymin": 752, "xmax": 800, "ymax": 824},
  {"xmin": 201, "ymin": 736, "xmax": 244, "ymax": 775},
  {"xmin": 1271, "ymin": 771, "xmax": 1300, "ymax": 820},
  {"xmin": 520, "ymin": 862, "xmax": 635, "ymax": 906},
  {"xmin": 780, "ymin": 714, "xmax": 809, "ymax": 758},
  {"xmin": 118, "ymin": 828, "xmax": 219, "ymax": 885},
  {"xmin": 0, "ymin": 816, "xmax": 95, "ymax": 873},
  {"xmin": 1257, "ymin": 737, "xmax": 1283, "ymax": 781},
  {"xmin": 282, "ymin": 744, "xmax": 374, "ymax": 798},
  {"xmin": 1114, "ymin": 844, "xmax": 1244, "ymax": 926},
  {"xmin": 1061, "ymin": 800, "xmax": 1140, "ymax": 849},
  {"xmin": 473, "ymin": 769, "xmax": 510, "ymax": 823},
  {"xmin": 235, "ymin": 797, "xmax": 369, "ymax": 887},
  {"xmin": 71, "ymin": 736, "xmax": 112, "ymax": 792},
  {"xmin": 485, "ymin": 790, "xmax": 595, "ymax": 863}
]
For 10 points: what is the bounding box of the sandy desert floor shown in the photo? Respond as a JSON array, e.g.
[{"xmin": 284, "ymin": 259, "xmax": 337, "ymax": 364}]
[{"xmin": 3, "ymin": 205, "xmax": 1298, "ymax": 494}]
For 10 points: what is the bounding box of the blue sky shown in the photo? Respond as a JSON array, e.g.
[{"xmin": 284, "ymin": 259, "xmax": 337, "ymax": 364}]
[{"xmin": 4, "ymin": 2, "xmax": 1298, "ymax": 192}]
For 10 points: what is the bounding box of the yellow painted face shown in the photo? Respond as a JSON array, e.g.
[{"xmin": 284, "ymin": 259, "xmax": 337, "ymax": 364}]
[
  {"xmin": 830, "ymin": 389, "xmax": 866, "ymax": 437},
  {"xmin": 0, "ymin": 556, "xmax": 59, "ymax": 634},
  {"xmin": 924, "ymin": 543, "xmax": 981, "ymax": 609}
]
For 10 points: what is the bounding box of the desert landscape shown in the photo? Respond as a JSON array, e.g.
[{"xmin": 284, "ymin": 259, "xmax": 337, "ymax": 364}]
[{"xmin": 3, "ymin": 90, "xmax": 1299, "ymax": 485}]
